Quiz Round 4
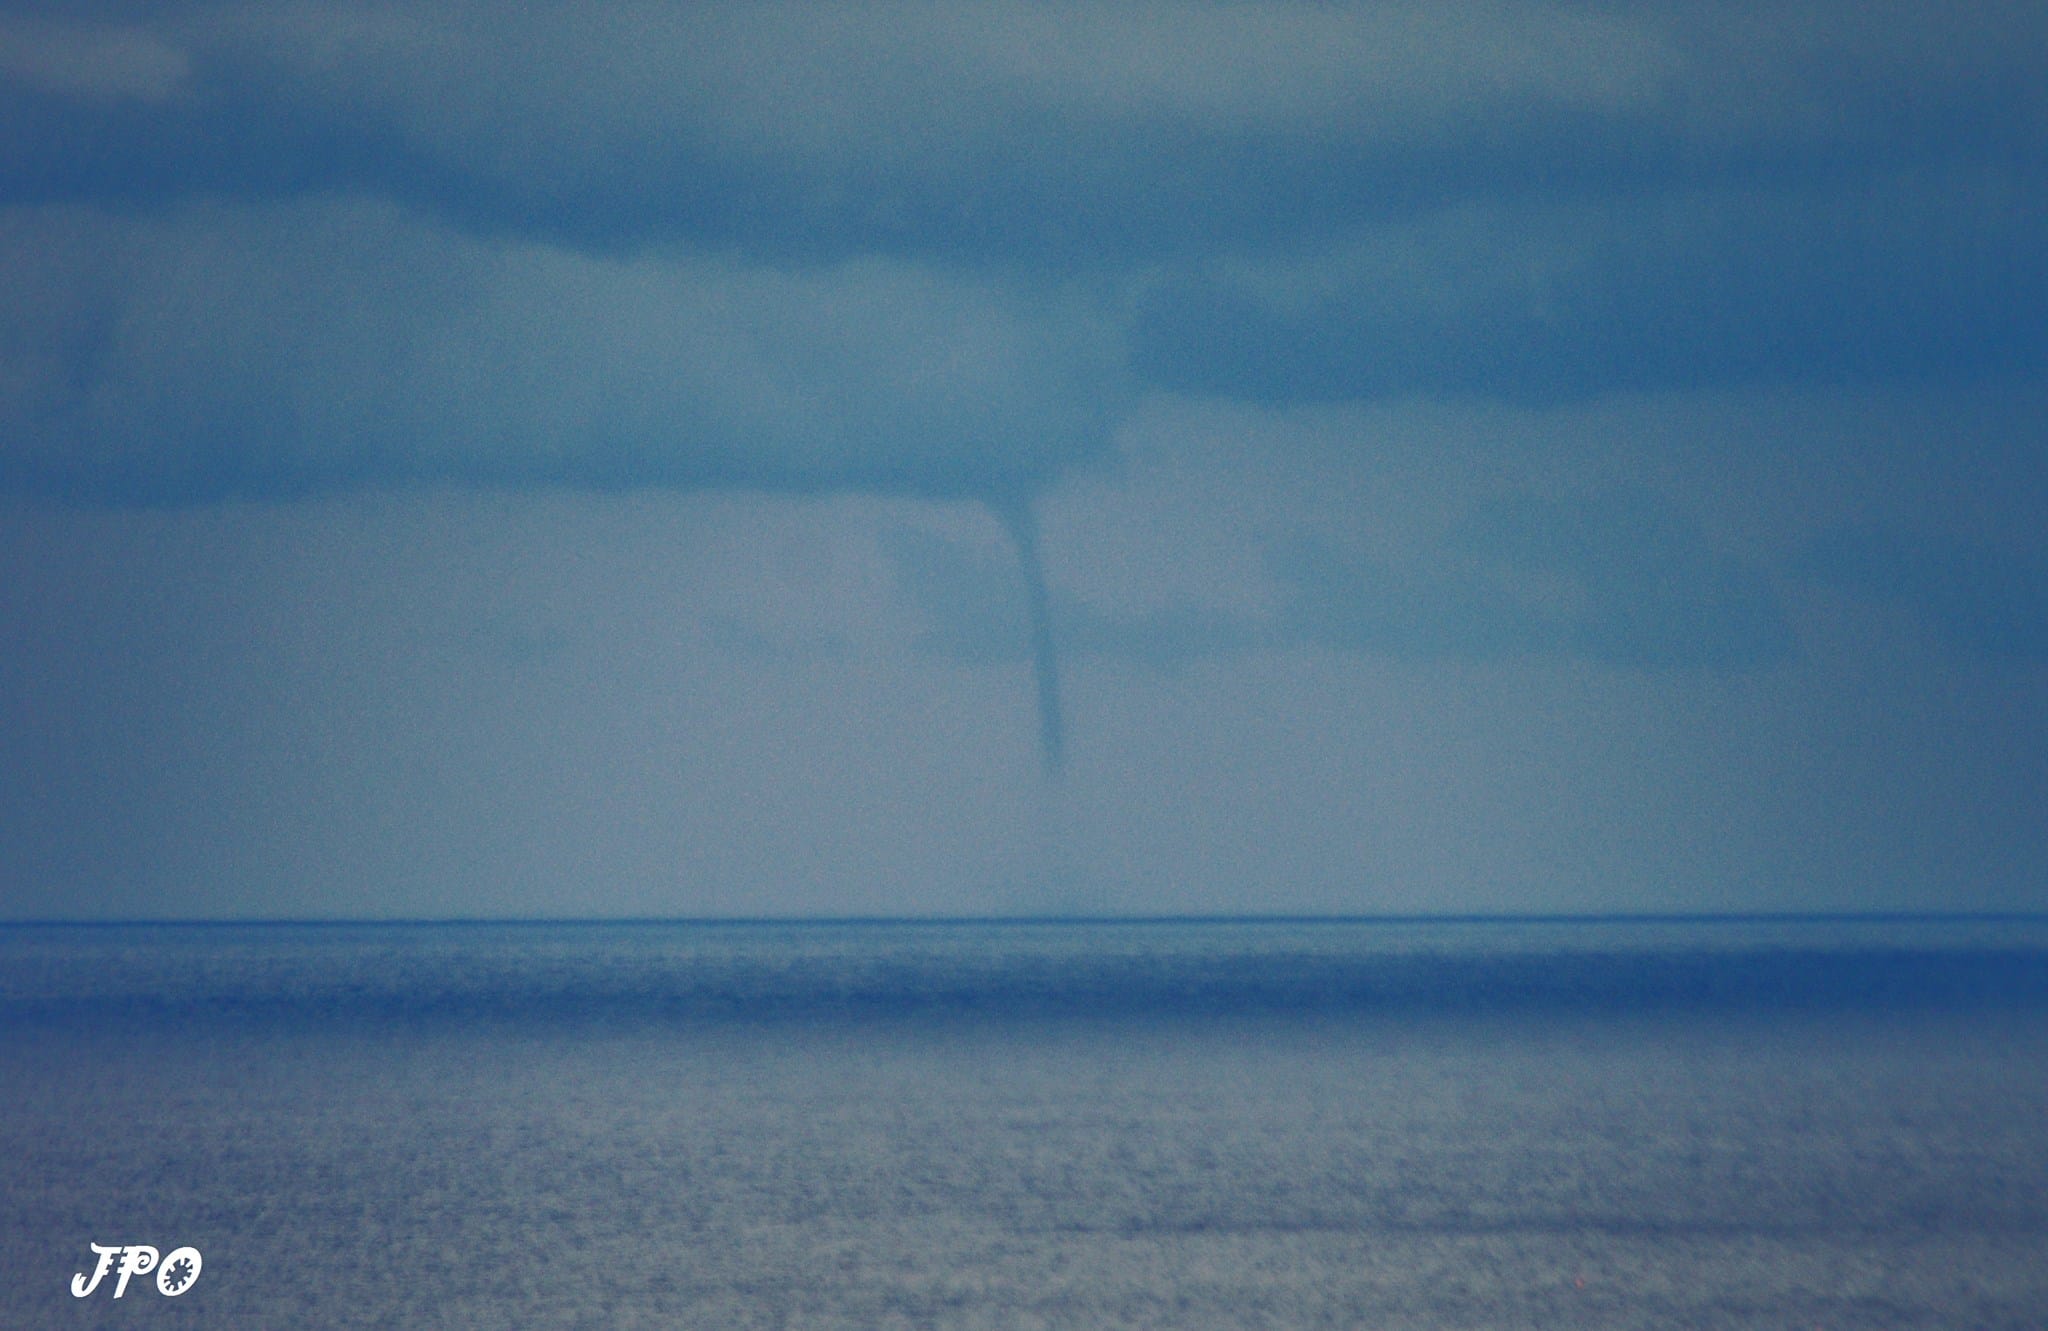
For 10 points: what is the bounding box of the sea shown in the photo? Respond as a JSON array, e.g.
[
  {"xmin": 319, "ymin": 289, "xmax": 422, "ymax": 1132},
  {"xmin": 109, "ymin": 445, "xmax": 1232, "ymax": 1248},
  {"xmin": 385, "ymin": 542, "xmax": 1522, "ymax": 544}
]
[{"xmin": 3, "ymin": 917, "xmax": 2045, "ymax": 1329}]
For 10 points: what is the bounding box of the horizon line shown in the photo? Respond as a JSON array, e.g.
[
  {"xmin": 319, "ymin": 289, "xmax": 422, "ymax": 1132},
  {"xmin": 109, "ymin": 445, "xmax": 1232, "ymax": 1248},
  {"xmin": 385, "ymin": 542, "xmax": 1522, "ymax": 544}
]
[{"xmin": 5, "ymin": 911, "xmax": 2047, "ymax": 929}]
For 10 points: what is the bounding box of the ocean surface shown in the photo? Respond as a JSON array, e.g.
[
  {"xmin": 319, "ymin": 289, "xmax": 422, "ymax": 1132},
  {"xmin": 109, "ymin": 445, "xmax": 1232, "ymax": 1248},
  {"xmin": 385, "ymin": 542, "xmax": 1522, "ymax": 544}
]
[{"xmin": 3, "ymin": 917, "xmax": 2046, "ymax": 1328}]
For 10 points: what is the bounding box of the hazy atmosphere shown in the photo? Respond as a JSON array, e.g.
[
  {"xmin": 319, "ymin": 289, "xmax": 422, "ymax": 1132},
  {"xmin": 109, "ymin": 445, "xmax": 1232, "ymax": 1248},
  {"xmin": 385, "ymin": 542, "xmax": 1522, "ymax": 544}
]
[{"xmin": 4, "ymin": 1, "xmax": 2044, "ymax": 919}]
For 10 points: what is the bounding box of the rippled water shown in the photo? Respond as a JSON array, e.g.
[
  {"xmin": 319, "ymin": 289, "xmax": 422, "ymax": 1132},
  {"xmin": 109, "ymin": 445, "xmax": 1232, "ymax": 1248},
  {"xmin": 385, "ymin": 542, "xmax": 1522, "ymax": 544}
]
[{"xmin": 5, "ymin": 919, "xmax": 2046, "ymax": 1327}]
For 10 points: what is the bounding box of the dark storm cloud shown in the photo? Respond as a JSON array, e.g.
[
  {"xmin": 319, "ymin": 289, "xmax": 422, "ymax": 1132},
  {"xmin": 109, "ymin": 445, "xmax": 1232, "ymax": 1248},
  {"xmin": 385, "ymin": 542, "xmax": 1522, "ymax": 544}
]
[
  {"xmin": 8, "ymin": 1, "xmax": 2039, "ymax": 266},
  {"xmin": 1273, "ymin": 491, "xmax": 1794, "ymax": 669},
  {"xmin": 7, "ymin": 3, "xmax": 2042, "ymax": 260},
  {"xmin": 3, "ymin": 2, "xmax": 2045, "ymax": 506},
  {"xmin": 2, "ymin": 3, "xmax": 1685, "ymax": 259}
]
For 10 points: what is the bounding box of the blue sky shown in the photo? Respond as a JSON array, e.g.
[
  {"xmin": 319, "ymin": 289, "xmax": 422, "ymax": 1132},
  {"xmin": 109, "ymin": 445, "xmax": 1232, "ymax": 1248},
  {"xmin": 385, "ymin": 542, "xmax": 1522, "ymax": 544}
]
[{"xmin": 2, "ymin": 2, "xmax": 2044, "ymax": 918}]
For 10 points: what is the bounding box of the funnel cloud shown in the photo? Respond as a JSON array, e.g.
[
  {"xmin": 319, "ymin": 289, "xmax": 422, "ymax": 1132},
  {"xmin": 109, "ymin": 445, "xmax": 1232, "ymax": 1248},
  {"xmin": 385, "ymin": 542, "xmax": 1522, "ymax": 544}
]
[{"xmin": 994, "ymin": 497, "xmax": 1066, "ymax": 779}]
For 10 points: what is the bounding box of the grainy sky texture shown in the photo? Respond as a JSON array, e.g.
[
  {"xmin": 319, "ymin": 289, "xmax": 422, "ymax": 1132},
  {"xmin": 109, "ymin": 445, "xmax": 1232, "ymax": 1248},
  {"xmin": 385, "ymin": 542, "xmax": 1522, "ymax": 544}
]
[{"xmin": 2, "ymin": 2, "xmax": 2044, "ymax": 918}]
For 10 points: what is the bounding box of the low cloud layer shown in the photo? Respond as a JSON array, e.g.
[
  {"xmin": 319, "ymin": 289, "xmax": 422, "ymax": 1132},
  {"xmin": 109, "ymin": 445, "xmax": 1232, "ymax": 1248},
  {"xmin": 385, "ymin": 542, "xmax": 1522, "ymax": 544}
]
[
  {"xmin": 4, "ymin": 3, "xmax": 2044, "ymax": 508},
  {"xmin": 9, "ymin": 2, "xmax": 2043, "ymax": 257},
  {"xmin": 1133, "ymin": 172, "xmax": 2048, "ymax": 403},
  {"xmin": 0, "ymin": 199, "xmax": 1119, "ymax": 504}
]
